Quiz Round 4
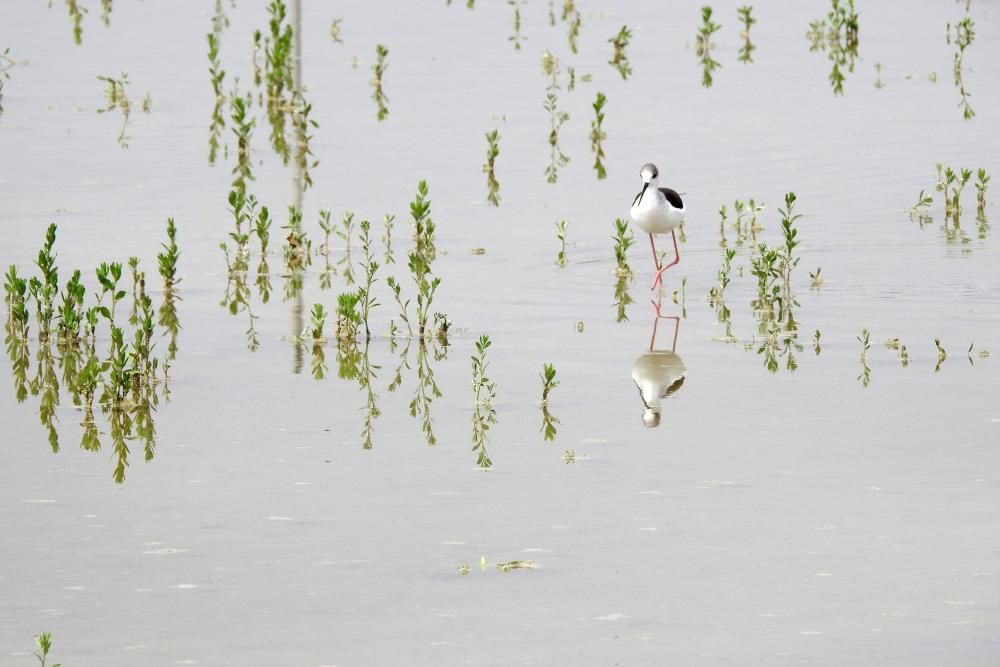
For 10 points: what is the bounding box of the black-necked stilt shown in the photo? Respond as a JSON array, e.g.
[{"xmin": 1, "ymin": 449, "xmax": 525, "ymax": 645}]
[{"xmin": 629, "ymin": 162, "xmax": 686, "ymax": 291}]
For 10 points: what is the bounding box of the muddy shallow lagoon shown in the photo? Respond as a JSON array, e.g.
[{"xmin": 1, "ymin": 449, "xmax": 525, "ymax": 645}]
[{"xmin": 1, "ymin": 0, "xmax": 999, "ymax": 664}]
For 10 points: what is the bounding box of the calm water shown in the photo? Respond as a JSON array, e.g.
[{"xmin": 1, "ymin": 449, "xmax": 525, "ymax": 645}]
[{"xmin": 2, "ymin": 0, "xmax": 999, "ymax": 664}]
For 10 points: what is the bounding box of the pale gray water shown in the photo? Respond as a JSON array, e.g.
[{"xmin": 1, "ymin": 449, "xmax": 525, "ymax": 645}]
[{"xmin": 1, "ymin": 0, "xmax": 999, "ymax": 664}]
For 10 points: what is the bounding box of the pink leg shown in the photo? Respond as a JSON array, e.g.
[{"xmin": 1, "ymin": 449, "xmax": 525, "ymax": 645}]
[{"xmin": 650, "ymin": 230, "xmax": 680, "ymax": 291}]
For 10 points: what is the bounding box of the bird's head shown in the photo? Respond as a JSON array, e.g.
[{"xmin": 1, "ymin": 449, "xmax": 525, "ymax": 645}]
[{"xmin": 640, "ymin": 162, "xmax": 659, "ymax": 184}]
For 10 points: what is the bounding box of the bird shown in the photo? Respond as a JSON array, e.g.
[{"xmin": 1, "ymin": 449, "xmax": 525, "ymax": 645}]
[
  {"xmin": 631, "ymin": 306, "xmax": 685, "ymax": 428},
  {"xmin": 629, "ymin": 162, "xmax": 685, "ymax": 291}
]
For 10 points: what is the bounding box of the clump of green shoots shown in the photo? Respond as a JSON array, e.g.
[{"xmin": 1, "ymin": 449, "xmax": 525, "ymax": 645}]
[
  {"xmin": 282, "ymin": 205, "xmax": 311, "ymax": 270},
  {"xmin": 540, "ymin": 363, "xmax": 559, "ymax": 403},
  {"xmin": 371, "ymin": 44, "xmax": 390, "ymax": 121},
  {"xmin": 483, "ymin": 129, "xmax": 501, "ymax": 206},
  {"xmin": 589, "ymin": 92, "xmax": 608, "ymax": 179},
  {"xmin": 508, "ymin": 0, "xmax": 526, "ymax": 50},
  {"xmin": 857, "ymin": 327, "xmax": 871, "ymax": 387},
  {"xmin": 34, "ymin": 631, "xmax": 60, "ymax": 667},
  {"xmin": 555, "ymin": 220, "xmax": 569, "ymax": 266},
  {"xmin": 470, "ymin": 334, "xmax": 497, "ymax": 469},
  {"xmin": 542, "ymin": 51, "xmax": 570, "ymax": 184},
  {"xmin": 335, "ymin": 291, "xmax": 361, "ymax": 341},
  {"xmin": 612, "ymin": 218, "xmax": 634, "ymax": 277},
  {"xmin": 157, "ymin": 218, "xmax": 180, "ymax": 291},
  {"xmin": 608, "ymin": 26, "xmax": 633, "ymax": 80},
  {"xmin": 409, "ymin": 179, "xmax": 436, "ymax": 257},
  {"xmin": 207, "ymin": 33, "xmax": 226, "ymax": 164},
  {"xmin": 708, "ymin": 247, "xmax": 736, "ymax": 304},
  {"xmin": 737, "ymin": 6, "xmax": 756, "ymax": 63},
  {"xmin": 695, "ymin": 6, "xmax": 722, "ymax": 87},
  {"xmin": 909, "ymin": 189, "xmax": 934, "ymax": 221},
  {"xmin": 952, "ymin": 17, "xmax": 975, "ymax": 120},
  {"xmin": 975, "ymin": 168, "xmax": 989, "ymax": 221},
  {"xmin": 309, "ymin": 303, "xmax": 327, "ymax": 342},
  {"xmin": 357, "ymin": 219, "xmax": 380, "ymax": 341},
  {"xmin": 807, "ymin": 0, "xmax": 859, "ymax": 95}
]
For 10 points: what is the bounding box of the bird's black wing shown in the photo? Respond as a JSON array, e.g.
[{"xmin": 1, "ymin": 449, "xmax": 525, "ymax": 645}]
[{"xmin": 658, "ymin": 188, "xmax": 684, "ymax": 209}]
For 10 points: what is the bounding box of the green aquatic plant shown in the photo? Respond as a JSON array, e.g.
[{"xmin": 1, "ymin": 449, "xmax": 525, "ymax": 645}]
[
  {"xmin": 66, "ymin": 0, "xmax": 83, "ymax": 44},
  {"xmin": 335, "ymin": 291, "xmax": 361, "ymax": 341},
  {"xmin": 809, "ymin": 267, "xmax": 823, "ymax": 289},
  {"xmin": 909, "ymin": 189, "xmax": 934, "ymax": 220},
  {"xmin": 613, "ymin": 274, "xmax": 634, "ymax": 323},
  {"xmin": 371, "ymin": 44, "xmax": 390, "ymax": 121},
  {"xmin": 207, "ymin": 32, "xmax": 226, "ymax": 164},
  {"xmin": 97, "ymin": 72, "xmax": 133, "ymax": 148},
  {"xmin": 563, "ymin": 0, "xmax": 582, "ymax": 53},
  {"xmin": 695, "ymin": 6, "xmax": 722, "ymax": 87},
  {"xmin": 291, "ymin": 93, "xmax": 319, "ymax": 191},
  {"xmin": 382, "ymin": 213, "xmax": 397, "ymax": 265},
  {"xmin": 157, "ymin": 218, "xmax": 180, "ymax": 290},
  {"xmin": 34, "ymin": 631, "xmax": 60, "ymax": 667},
  {"xmin": 807, "ymin": 0, "xmax": 859, "ymax": 95},
  {"xmin": 952, "ymin": 17, "xmax": 975, "ymax": 120},
  {"xmin": 708, "ymin": 247, "xmax": 736, "ymax": 303},
  {"xmin": 612, "ymin": 218, "xmax": 635, "ymax": 277},
  {"xmin": 386, "ymin": 275, "xmax": 412, "ymax": 337},
  {"xmin": 508, "ymin": 0, "xmax": 525, "ymax": 50},
  {"xmin": 335, "ymin": 211, "xmax": 357, "ymax": 285},
  {"xmin": 874, "ymin": 62, "xmax": 884, "ymax": 89},
  {"xmin": 483, "ymin": 129, "xmax": 501, "ymax": 206},
  {"xmin": 857, "ymin": 328, "xmax": 871, "ymax": 386},
  {"xmin": 409, "ymin": 251, "xmax": 440, "ymax": 340},
  {"xmin": 470, "ymin": 334, "xmax": 496, "ymax": 469},
  {"xmin": 541, "ymin": 51, "xmax": 569, "ymax": 184},
  {"xmin": 555, "ymin": 220, "xmax": 569, "ymax": 266},
  {"xmin": 934, "ymin": 338, "xmax": 947, "ymax": 372},
  {"xmin": 409, "ymin": 180, "xmax": 436, "ymax": 256},
  {"xmin": 737, "ymin": 6, "xmax": 756, "ymax": 63},
  {"xmin": 589, "ymin": 92, "xmax": 608, "ymax": 179},
  {"xmin": 358, "ymin": 220, "xmax": 380, "ymax": 341},
  {"xmin": 309, "ymin": 303, "xmax": 327, "ymax": 341},
  {"xmin": 540, "ymin": 363, "xmax": 559, "ymax": 403},
  {"xmin": 813, "ymin": 329, "xmax": 822, "ymax": 355},
  {"xmin": 28, "ymin": 224, "xmax": 60, "ymax": 341},
  {"xmin": 283, "ymin": 205, "xmax": 310, "ymax": 270},
  {"xmin": 608, "ymin": 26, "xmax": 633, "ymax": 80},
  {"xmin": 263, "ymin": 0, "xmax": 294, "ymax": 161}
]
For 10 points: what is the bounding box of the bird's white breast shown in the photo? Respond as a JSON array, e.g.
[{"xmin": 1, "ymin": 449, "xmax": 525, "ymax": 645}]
[{"xmin": 630, "ymin": 189, "xmax": 685, "ymax": 234}]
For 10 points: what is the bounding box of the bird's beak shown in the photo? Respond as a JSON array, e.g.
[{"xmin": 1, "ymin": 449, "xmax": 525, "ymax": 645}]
[{"xmin": 638, "ymin": 181, "xmax": 649, "ymax": 204}]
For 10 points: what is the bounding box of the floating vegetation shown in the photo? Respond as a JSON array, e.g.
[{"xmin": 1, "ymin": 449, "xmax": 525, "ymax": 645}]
[
  {"xmin": 483, "ymin": 129, "xmax": 501, "ymax": 206},
  {"xmin": 97, "ymin": 72, "xmax": 145, "ymax": 149},
  {"xmin": 952, "ymin": 17, "xmax": 976, "ymax": 120},
  {"xmin": 608, "ymin": 26, "xmax": 633, "ymax": 80},
  {"xmin": 737, "ymin": 6, "xmax": 756, "ymax": 63},
  {"xmin": 329, "ymin": 18, "xmax": 343, "ymax": 44},
  {"xmin": 508, "ymin": 0, "xmax": 525, "ymax": 50},
  {"xmin": 0, "ymin": 48, "xmax": 15, "ymax": 115},
  {"xmin": 589, "ymin": 92, "xmax": 608, "ymax": 179},
  {"xmin": 470, "ymin": 334, "xmax": 497, "ymax": 469},
  {"xmin": 497, "ymin": 559, "xmax": 535, "ymax": 573},
  {"xmin": 612, "ymin": 218, "xmax": 635, "ymax": 278},
  {"xmin": 5, "ymin": 224, "xmax": 176, "ymax": 482},
  {"xmin": 857, "ymin": 327, "xmax": 871, "ymax": 387},
  {"xmin": 562, "ymin": 0, "xmax": 582, "ymax": 53},
  {"xmin": 807, "ymin": 0, "xmax": 859, "ymax": 95},
  {"xmin": 542, "ymin": 51, "xmax": 569, "ymax": 184},
  {"xmin": 371, "ymin": 44, "xmax": 390, "ymax": 121},
  {"xmin": 555, "ymin": 220, "xmax": 569, "ymax": 267},
  {"xmin": 695, "ymin": 6, "xmax": 722, "ymax": 88},
  {"xmin": 207, "ymin": 33, "xmax": 226, "ymax": 164}
]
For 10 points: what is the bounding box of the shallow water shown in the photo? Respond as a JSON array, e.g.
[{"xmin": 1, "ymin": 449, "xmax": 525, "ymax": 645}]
[{"xmin": 2, "ymin": 0, "xmax": 999, "ymax": 664}]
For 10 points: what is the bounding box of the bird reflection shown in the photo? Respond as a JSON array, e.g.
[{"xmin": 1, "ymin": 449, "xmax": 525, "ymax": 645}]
[{"xmin": 631, "ymin": 299, "xmax": 686, "ymax": 428}]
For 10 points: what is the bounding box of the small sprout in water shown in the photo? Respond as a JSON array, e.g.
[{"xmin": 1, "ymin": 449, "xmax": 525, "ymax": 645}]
[
  {"xmin": 508, "ymin": 0, "xmax": 526, "ymax": 50},
  {"xmin": 540, "ymin": 363, "xmax": 559, "ymax": 403},
  {"xmin": 608, "ymin": 26, "xmax": 633, "ymax": 80},
  {"xmin": 857, "ymin": 328, "xmax": 871, "ymax": 357},
  {"xmin": 589, "ymin": 92, "xmax": 608, "ymax": 179},
  {"xmin": 371, "ymin": 44, "xmax": 389, "ymax": 121},
  {"xmin": 310, "ymin": 303, "xmax": 327, "ymax": 341},
  {"xmin": 497, "ymin": 560, "xmax": 536, "ymax": 573},
  {"xmin": 934, "ymin": 338, "xmax": 947, "ymax": 371},
  {"xmin": 884, "ymin": 337, "xmax": 900, "ymax": 350},
  {"xmin": 874, "ymin": 62, "xmax": 885, "ymax": 89},
  {"xmin": 612, "ymin": 218, "xmax": 635, "ymax": 277},
  {"xmin": 975, "ymin": 168, "xmax": 990, "ymax": 219},
  {"xmin": 480, "ymin": 555, "xmax": 487, "ymax": 571},
  {"xmin": 329, "ymin": 18, "xmax": 343, "ymax": 43},
  {"xmin": 909, "ymin": 190, "xmax": 933, "ymax": 218},
  {"xmin": 809, "ymin": 267, "xmax": 823, "ymax": 288},
  {"xmin": 34, "ymin": 631, "xmax": 60, "ymax": 667},
  {"xmin": 575, "ymin": 321, "xmax": 584, "ymax": 333},
  {"xmin": 555, "ymin": 220, "xmax": 569, "ymax": 266},
  {"xmin": 483, "ymin": 129, "xmax": 501, "ymax": 206},
  {"xmin": 737, "ymin": 6, "xmax": 756, "ymax": 63},
  {"xmin": 562, "ymin": 449, "xmax": 577, "ymax": 463},
  {"xmin": 458, "ymin": 562, "xmax": 471, "ymax": 576},
  {"xmin": 899, "ymin": 344, "xmax": 909, "ymax": 367},
  {"xmin": 813, "ymin": 329, "xmax": 822, "ymax": 355}
]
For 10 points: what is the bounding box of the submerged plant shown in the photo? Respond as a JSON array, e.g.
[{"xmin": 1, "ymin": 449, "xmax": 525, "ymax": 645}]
[
  {"xmin": 483, "ymin": 129, "xmax": 501, "ymax": 206},
  {"xmin": 695, "ymin": 6, "xmax": 722, "ymax": 87},
  {"xmin": 608, "ymin": 26, "xmax": 633, "ymax": 80},
  {"xmin": 589, "ymin": 92, "xmax": 608, "ymax": 179},
  {"xmin": 371, "ymin": 44, "xmax": 390, "ymax": 121},
  {"xmin": 470, "ymin": 334, "xmax": 497, "ymax": 469},
  {"xmin": 737, "ymin": 6, "xmax": 756, "ymax": 63},
  {"xmin": 97, "ymin": 72, "xmax": 133, "ymax": 148}
]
